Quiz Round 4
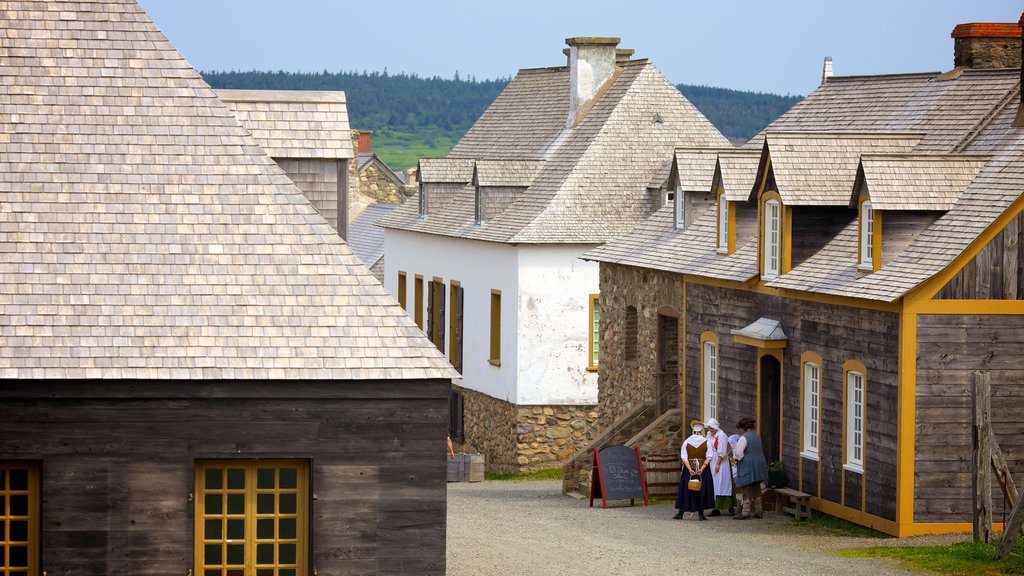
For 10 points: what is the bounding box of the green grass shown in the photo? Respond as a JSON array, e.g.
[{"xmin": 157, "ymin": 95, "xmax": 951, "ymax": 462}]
[
  {"xmin": 839, "ymin": 539, "xmax": 1024, "ymax": 575},
  {"xmin": 373, "ymin": 127, "xmax": 463, "ymax": 171},
  {"xmin": 484, "ymin": 467, "xmax": 563, "ymax": 482},
  {"xmin": 801, "ymin": 511, "xmax": 889, "ymax": 539}
]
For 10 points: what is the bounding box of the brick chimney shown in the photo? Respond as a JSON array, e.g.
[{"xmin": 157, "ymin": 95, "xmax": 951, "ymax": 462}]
[
  {"xmin": 566, "ymin": 36, "xmax": 621, "ymax": 128},
  {"xmin": 951, "ymin": 22, "xmax": 1022, "ymax": 69},
  {"xmin": 356, "ymin": 130, "xmax": 372, "ymax": 154}
]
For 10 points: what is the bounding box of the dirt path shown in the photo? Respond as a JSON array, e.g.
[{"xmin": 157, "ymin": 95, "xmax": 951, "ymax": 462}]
[{"xmin": 447, "ymin": 480, "xmax": 967, "ymax": 575}]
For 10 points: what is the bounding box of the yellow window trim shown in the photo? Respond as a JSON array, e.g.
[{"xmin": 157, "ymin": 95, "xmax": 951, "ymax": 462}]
[
  {"xmin": 397, "ymin": 271, "xmax": 407, "ymax": 310},
  {"xmin": 413, "ymin": 274, "xmax": 424, "ymax": 329},
  {"xmin": 430, "ymin": 276, "xmax": 445, "ymax": 350},
  {"xmin": 449, "ymin": 280, "xmax": 462, "ymax": 370},
  {"xmin": 1, "ymin": 461, "xmax": 40, "ymax": 576},
  {"xmin": 587, "ymin": 293, "xmax": 600, "ymax": 371},
  {"xmin": 841, "ymin": 360, "xmax": 868, "ymax": 512},
  {"xmin": 194, "ymin": 460, "xmax": 309, "ymax": 576},
  {"xmin": 799, "ymin": 351, "xmax": 823, "ymax": 495},
  {"xmin": 489, "ymin": 289, "xmax": 501, "ymax": 366},
  {"xmin": 699, "ymin": 332, "xmax": 719, "ymax": 422}
]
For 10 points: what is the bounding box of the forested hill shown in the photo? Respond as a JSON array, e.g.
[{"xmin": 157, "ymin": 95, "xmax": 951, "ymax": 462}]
[{"xmin": 202, "ymin": 70, "xmax": 801, "ymax": 168}]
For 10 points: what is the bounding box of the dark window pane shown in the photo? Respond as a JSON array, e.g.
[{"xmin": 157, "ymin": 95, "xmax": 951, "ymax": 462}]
[
  {"xmin": 205, "ymin": 543, "xmax": 222, "ymax": 565},
  {"xmin": 226, "ymin": 570, "xmax": 244, "ymax": 576},
  {"xmin": 279, "ymin": 518, "xmax": 296, "ymax": 539},
  {"xmin": 204, "ymin": 519, "xmax": 222, "ymax": 540},
  {"xmin": 205, "ymin": 493, "xmax": 222, "ymax": 515},
  {"xmin": 226, "ymin": 519, "xmax": 244, "ymax": 540},
  {"xmin": 0, "ymin": 520, "xmax": 4, "ymax": 540},
  {"xmin": 227, "ymin": 468, "xmax": 245, "ymax": 490},
  {"xmin": 227, "ymin": 493, "xmax": 245, "ymax": 515},
  {"xmin": 0, "ymin": 470, "xmax": 5, "ymax": 489},
  {"xmin": 257, "ymin": 542, "xmax": 274, "ymax": 564},
  {"xmin": 257, "ymin": 468, "xmax": 275, "ymax": 490},
  {"xmin": 204, "ymin": 570, "xmax": 221, "ymax": 576},
  {"xmin": 279, "ymin": 543, "xmax": 296, "ymax": 564},
  {"xmin": 257, "ymin": 493, "xmax": 274, "ymax": 514},
  {"xmin": 205, "ymin": 468, "xmax": 222, "ymax": 490},
  {"xmin": 279, "ymin": 467, "xmax": 297, "ymax": 489},
  {"xmin": 10, "ymin": 545, "xmax": 28, "ymax": 567},
  {"xmin": 10, "ymin": 494, "xmax": 28, "ymax": 515},
  {"xmin": 11, "ymin": 519, "xmax": 28, "ymax": 541},
  {"xmin": 279, "ymin": 493, "xmax": 296, "ymax": 515},
  {"xmin": 12, "ymin": 572, "xmax": 28, "ymax": 576},
  {"xmin": 10, "ymin": 469, "xmax": 28, "ymax": 490},
  {"xmin": 256, "ymin": 570, "xmax": 274, "ymax": 576},
  {"xmin": 257, "ymin": 518, "xmax": 274, "ymax": 539},
  {"xmin": 280, "ymin": 570, "xmax": 296, "ymax": 576},
  {"xmin": 226, "ymin": 544, "xmax": 244, "ymax": 565}
]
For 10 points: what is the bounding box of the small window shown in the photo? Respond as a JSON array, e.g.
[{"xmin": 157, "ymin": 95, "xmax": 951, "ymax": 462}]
[
  {"xmin": 428, "ymin": 277, "xmax": 446, "ymax": 353},
  {"xmin": 588, "ymin": 294, "xmax": 600, "ymax": 370},
  {"xmin": 449, "ymin": 281, "xmax": 464, "ymax": 374},
  {"xmin": 859, "ymin": 201, "xmax": 874, "ymax": 270},
  {"xmin": 717, "ymin": 192, "xmax": 729, "ymax": 253},
  {"xmin": 397, "ymin": 271, "xmax": 407, "ymax": 310},
  {"xmin": 195, "ymin": 460, "xmax": 309, "ymax": 576},
  {"xmin": 624, "ymin": 306, "xmax": 638, "ymax": 363},
  {"xmin": 1, "ymin": 462, "xmax": 39, "ymax": 574},
  {"xmin": 845, "ymin": 369, "xmax": 865, "ymax": 472},
  {"xmin": 802, "ymin": 358, "xmax": 821, "ymax": 459},
  {"xmin": 674, "ymin": 187, "xmax": 685, "ymax": 229},
  {"xmin": 701, "ymin": 334, "xmax": 718, "ymax": 420},
  {"xmin": 414, "ymin": 275, "xmax": 424, "ymax": 329},
  {"xmin": 489, "ymin": 290, "xmax": 501, "ymax": 366},
  {"xmin": 763, "ymin": 198, "xmax": 781, "ymax": 278}
]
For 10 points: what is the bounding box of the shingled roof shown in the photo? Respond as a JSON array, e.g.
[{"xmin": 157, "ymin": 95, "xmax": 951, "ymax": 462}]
[
  {"xmin": 588, "ymin": 66, "xmax": 1024, "ymax": 303},
  {"xmin": 0, "ymin": 0, "xmax": 455, "ymax": 380},
  {"xmin": 379, "ymin": 59, "xmax": 730, "ymax": 244},
  {"xmin": 216, "ymin": 89, "xmax": 355, "ymax": 160}
]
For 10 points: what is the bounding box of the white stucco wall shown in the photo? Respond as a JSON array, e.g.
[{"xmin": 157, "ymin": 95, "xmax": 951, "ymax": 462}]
[
  {"xmin": 383, "ymin": 230, "xmax": 599, "ymax": 406},
  {"xmin": 516, "ymin": 244, "xmax": 599, "ymax": 405},
  {"xmin": 384, "ymin": 229, "xmax": 519, "ymax": 402}
]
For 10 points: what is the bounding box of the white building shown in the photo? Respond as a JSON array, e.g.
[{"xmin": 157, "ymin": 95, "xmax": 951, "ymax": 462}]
[{"xmin": 380, "ymin": 37, "xmax": 729, "ymax": 472}]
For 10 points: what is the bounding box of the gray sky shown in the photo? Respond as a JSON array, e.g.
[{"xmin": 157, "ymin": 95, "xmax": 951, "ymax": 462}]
[{"xmin": 139, "ymin": 0, "xmax": 1019, "ymax": 96}]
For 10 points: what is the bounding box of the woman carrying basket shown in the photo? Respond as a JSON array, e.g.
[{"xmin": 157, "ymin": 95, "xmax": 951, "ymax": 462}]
[{"xmin": 673, "ymin": 419, "xmax": 715, "ymax": 520}]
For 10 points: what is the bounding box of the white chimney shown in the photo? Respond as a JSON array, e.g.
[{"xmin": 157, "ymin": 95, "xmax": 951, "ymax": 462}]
[
  {"xmin": 566, "ymin": 37, "xmax": 621, "ymax": 128},
  {"xmin": 821, "ymin": 56, "xmax": 833, "ymax": 85}
]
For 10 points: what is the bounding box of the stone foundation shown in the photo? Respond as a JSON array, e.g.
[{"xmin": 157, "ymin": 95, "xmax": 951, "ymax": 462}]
[{"xmin": 455, "ymin": 384, "xmax": 599, "ymax": 474}]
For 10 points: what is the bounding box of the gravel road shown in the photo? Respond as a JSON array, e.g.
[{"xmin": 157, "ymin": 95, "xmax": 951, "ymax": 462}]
[{"xmin": 447, "ymin": 479, "xmax": 967, "ymax": 576}]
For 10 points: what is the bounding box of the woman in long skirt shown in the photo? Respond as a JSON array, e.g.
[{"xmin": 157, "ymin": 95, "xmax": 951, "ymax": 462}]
[{"xmin": 674, "ymin": 419, "xmax": 715, "ymax": 520}]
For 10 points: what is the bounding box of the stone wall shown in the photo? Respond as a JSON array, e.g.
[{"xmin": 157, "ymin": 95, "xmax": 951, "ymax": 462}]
[
  {"xmin": 597, "ymin": 263, "xmax": 683, "ymax": 428},
  {"xmin": 455, "ymin": 384, "xmax": 599, "ymax": 474},
  {"xmin": 954, "ymin": 36, "xmax": 1022, "ymax": 69},
  {"xmin": 360, "ymin": 163, "xmax": 405, "ymax": 205}
]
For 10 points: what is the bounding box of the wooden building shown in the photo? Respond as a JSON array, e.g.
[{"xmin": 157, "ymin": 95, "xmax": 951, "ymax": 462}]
[
  {"xmin": 585, "ymin": 19, "xmax": 1024, "ymax": 535},
  {"xmin": 0, "ymin": 1, "xmax": 456, "ymax": 574}
]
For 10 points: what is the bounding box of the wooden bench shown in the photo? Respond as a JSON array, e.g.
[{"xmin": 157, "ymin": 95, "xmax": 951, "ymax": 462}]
[{"xmin": 775, "ymin": 487, "xmax": 812, "ymax": 520}]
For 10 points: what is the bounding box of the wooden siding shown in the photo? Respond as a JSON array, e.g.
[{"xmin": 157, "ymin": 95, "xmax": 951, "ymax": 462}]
[
  {"xmin": 881, "ymin": 211, "xmax": 939, "ymax": 268},
  {"xmin": 915, "ymin": 314, "xmax": 1024, "ymax": 523},
  {"xmin": 480, "ymin": 186, "xmax": 525, "ymax": 221},
  {"xmin": 790, "ymin": 207, "xmax": 855, "ymax": 268},
  {"xmin": 685, "ymin": 282, "xmax": 899, "ymax": 521},
  {"xmin": 935, "ymin": 211, "xmax": 1024, "ymax": 299},
  {"xmin": 0, "ymin": 380, "xmax": 451, "ymax": 576},
  {"xmin": 734, "ymin": 202, "xmax": 760, "ymax": 248}
]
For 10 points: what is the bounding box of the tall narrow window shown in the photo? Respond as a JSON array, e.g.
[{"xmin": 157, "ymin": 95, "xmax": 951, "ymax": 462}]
[
  {"xmin": 489, "ymin": 289, "xmax": 501, "ymax": 366},
  {"xmin": 450, "ymin": 389, "xmax": 465, "ymax": 442},
  {"xmin": 845, "ymin": 370, "xmax": 865, "ymax": 472},
  {"xmin": 702, "ymin": 339, "xmax": 718, "ymax": 420},
  {"xmin": 428, "ymin": 277, "xmax": 446, "ymax": 352},
  {"xmin": 413, "ymin": 275, "xmax": 424, "ymax": 329},
  {"xmin": 397, "ymin": 271, "xmax": 407, "ymax": 310},
  {"xmin": 624, "ymin": 306, "xmax": 638, "ymax": 363},
  {"xmin": 449, "ymin": 281, "xmax": 464, "ymax": 373},
  {"xmin": 588, "ymin": 294, "xmax": 600, "ymax": 370},
  {"xmin": 195, "ymin": 461, "xmax": 309, "ymax": 576},
  {"xmin": 763, "ymin": 199, "xmax": 781, "ymax": 278},
  {"xmin": 1, "ymin": 462, "xmax": 39, "ymax": 574},
  {"xmin": 674, "ymin": 185, "xmax": 685, "ymax": 229},
  {"xmin": 717, "ymin": 193, "xmax": 728, "ymax": 253},
  {"xmin": 802, "ymin": 359, "xmax": 821, "ymax": 459},
  {"xmin": 859, "ymin": 201, "xmax": 874, "ymax": 269}
]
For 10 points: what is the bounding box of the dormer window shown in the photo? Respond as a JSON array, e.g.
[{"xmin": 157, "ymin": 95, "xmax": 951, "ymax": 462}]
[
  {"xmin": 763, "ymin": 198, "xmax": 781, "ymax": 278},
  {"xmin": 674, "ymin": 183, "xmax": 684, "ymax": 229},
  {"xmin": 717, "ymin": 191, "xmax": 728, "ymax": 253},
  {"xmin": 859, "ymin": 200, "xmax": 874, "ymax": 271}
]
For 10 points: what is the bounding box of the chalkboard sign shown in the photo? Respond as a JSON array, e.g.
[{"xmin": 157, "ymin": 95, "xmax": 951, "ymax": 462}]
[{"xmin": 589, "ymin": 445, "xmax": 649, "ymax": 508}]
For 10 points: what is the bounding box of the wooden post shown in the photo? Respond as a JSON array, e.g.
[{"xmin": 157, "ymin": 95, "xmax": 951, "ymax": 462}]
[
  {"xmin": 991, "ymin": 433, "xmax": 1019, "ymax": 508},
  {"xmin": 973, "ymin": 371, "xmax": 993, "ymax": 544},
  {"xmin": 996, "ymin": 482, "xmax": 1024, "ymax": 559}
]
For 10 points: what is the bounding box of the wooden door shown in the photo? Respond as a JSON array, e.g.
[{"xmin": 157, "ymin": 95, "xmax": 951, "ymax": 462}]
[{"xmin": 759, "ymin": 354, "xmax": 782, "ymax": 464}]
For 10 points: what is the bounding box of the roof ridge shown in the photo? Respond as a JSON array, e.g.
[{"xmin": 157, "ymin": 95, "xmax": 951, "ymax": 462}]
[
  {"xmin": 951, "ymin": 80, "xmax": 1021, "ymax": 153},
  {"xmin": 825, "ymin": 71, "xmax": 941, "ymax": 82}
]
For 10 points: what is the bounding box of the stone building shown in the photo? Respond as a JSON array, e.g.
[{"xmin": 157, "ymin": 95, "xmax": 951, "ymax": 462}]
[
  {"xmin": 584, "ymin": 17, "xmax": 1024, "ymax": 536},
  {"xmin": 379, "ymin": 37, "xmax": 729, "ymax": 472}
]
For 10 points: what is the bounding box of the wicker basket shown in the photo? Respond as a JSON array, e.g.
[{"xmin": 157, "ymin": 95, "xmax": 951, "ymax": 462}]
[{"xmin": 687, "ymin": 477, "xmax": 702, "ymax": 492}]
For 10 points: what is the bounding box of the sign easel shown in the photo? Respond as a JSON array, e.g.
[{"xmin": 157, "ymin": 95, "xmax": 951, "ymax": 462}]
[{"xmin": 589, "ymin": 445, "xmax": 649, "ymax": 508}]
